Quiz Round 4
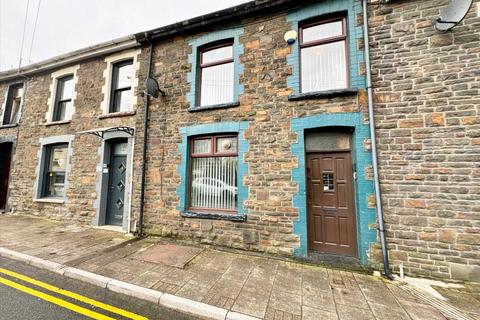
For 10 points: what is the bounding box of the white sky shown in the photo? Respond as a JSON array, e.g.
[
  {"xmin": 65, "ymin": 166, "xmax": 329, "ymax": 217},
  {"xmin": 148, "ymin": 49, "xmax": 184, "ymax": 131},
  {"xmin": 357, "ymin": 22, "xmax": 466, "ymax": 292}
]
[{"xmin": 0, "ymin": 0, "xmax": 250, "ymax": 71}]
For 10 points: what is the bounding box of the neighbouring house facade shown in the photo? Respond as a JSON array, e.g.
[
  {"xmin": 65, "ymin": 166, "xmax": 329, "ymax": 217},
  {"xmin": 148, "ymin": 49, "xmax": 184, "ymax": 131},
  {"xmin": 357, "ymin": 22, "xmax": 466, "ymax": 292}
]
[
  {"xmin": 0, "ymin": 38, "xmax": 146, "ymax": 232},
  {"xmin": 369, "ymin": 0, "xmax": 480, "ymax": 281},
  {"xmin": 0, "ymin": 0, "xmax": 478, "ymax": 282}
]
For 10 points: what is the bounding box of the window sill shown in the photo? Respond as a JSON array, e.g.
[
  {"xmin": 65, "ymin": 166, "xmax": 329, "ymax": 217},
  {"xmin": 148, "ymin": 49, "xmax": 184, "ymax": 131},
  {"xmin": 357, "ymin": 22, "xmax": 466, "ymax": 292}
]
[
  {"xmin": 0, "ymin": 123, "xmax": 18, "ymax": 129},
  {"xmin": 188, "ymin": 101, "xmax": 240, "ymax": 112},
  {"xmin": 99, "ymin": 110, "xmax": 136, "ymax": 119},
  {"xmin": 33, "ymin": 198, "xmax": 65, "ymax": 204},
  {"xmin": 181, "ymin": 211, "xmax": 246, "ymax": 222},
  {"xmin": 44, "ymin": 120, "xmax": 71, "ymax": 126},
  {"xmin": 288, "ymin": 88, "xmax": 359, "ymax": 101}
]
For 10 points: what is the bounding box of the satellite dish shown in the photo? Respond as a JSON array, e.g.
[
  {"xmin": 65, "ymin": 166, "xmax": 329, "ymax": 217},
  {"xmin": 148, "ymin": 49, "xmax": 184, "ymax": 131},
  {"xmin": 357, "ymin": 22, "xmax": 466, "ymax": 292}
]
[
  {"xmin": 146, "ymin": 77, "xmax": 165, "ymax": 98},
  {"xmin": 435, "ymin": 0, "xmax": 473, "ymax": 32}
]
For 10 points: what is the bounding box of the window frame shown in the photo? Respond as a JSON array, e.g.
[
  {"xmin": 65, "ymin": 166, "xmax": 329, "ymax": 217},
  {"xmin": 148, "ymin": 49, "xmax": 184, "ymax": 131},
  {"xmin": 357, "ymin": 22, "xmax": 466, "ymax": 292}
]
[
  {"xmin": 299, "ymin": 16, "xmax": 349, "ymax": 93},
  {"xmin": 187, "ymin": 134, "xmax": 238, "ymax": 213},
  {"xmin": 52, "ymin": 75, "xmax": 74, "ymax": 122},
  {"xmin": 2, "ymin": 82, "xmax": 24, "ymax": 125},
  {"xmin": 41, "ymin": 143, "xmax": 68, "ymax": 199},
  {"xmin": 109, "ymin": 59, "xmax": 134, "ymax": 113},
  {"xmin": 196, "ymin": 40, "xmax": 235, "ymax": 107}
]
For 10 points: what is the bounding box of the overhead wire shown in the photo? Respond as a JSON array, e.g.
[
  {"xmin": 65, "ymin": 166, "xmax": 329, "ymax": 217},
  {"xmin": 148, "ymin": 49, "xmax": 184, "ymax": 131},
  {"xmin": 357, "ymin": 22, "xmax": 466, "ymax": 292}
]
[
  {"xmin": 28, "ymin": 0, "xmax": 42, "ymax": 64},
  {"xmin": 18, "ymin": 0, "xmax": 31, "ymax": 71}
]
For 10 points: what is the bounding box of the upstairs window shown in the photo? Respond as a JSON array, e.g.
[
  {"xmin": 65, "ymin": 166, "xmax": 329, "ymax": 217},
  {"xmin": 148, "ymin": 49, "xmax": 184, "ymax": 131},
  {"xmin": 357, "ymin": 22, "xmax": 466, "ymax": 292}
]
[
  {"xmin": 189, "ymin": 135, "xmax": 238, "ymax": 212},
  {"xmin": 2, "ymin": 83, "xmax": 23, "ymax": 125},
  {"xmin": 300, "ymin": 17, "xmax": 348, "ymax": 93},
  {"xmin": 198, "ymin": 42, "xmax": 234, "ymax": 106},
  {"xmin": 42, "ymin": 144, "xmax": 68, "ymax": 198},
  {"xmin": 52, "ymin": 75, "xmax": 74, "ymax": 122},
  {"xmin": 110, "ymin": 60, "xmax": 133, "ymax": 113}
]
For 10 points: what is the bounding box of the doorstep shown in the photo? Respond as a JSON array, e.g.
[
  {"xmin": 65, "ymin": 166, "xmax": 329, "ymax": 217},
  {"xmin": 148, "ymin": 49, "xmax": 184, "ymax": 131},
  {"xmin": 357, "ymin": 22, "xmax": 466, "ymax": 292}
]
[{"xmin": 93, "ymin": 225, "xmax": 129, "ymax": 233}]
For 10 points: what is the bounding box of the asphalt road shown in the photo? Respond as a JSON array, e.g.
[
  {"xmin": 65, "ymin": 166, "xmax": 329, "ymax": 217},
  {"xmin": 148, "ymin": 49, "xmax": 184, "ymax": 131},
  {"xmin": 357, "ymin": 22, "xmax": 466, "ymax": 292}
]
[{"xmin": 0, "ymin": 256, "xmax": 200, "ymax": 320}]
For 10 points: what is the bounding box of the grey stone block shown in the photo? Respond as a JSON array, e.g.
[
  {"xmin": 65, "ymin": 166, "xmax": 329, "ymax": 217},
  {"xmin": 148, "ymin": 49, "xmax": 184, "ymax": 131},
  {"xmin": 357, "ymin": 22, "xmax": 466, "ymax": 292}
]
[
  {"xmin": 63, "ymin": 267, "xmax": 111, "ymax": 288},
  {"xmin": 107, "ymin": 279, "xmax": 163, "ymax": 304},
  {"xmin": 451, "ymin": 263, "xmax": 480, "ymax": 282},
  {"xmin": 159, "ymin": 293, "xmax": 227, "ymax": 320}
]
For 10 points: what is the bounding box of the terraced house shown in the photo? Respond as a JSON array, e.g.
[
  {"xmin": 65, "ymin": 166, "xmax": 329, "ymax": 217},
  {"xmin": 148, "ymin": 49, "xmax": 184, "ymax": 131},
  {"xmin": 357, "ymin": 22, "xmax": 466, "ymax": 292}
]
[{"xmin": 0, "ymin": 0, "xmax": 478, "ymax": 282}]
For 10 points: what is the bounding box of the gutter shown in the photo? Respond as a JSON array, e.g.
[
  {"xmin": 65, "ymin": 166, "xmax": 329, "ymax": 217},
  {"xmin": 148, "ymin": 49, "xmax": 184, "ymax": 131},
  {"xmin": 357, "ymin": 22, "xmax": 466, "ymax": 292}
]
[
  {"xmin": 134, "ymin": 0, "xmax": 317, "ymax": 44},
  {"xmin": 362, "ymin": 0, "xmax": 391, "ymax": 278}
]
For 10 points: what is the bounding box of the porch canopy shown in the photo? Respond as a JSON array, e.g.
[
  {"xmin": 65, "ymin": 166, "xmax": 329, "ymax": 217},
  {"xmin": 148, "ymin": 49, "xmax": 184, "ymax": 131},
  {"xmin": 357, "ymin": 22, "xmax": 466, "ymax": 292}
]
[{"xmin": 79, "ymin": 127, "xmax": 134, "ymax": 139}]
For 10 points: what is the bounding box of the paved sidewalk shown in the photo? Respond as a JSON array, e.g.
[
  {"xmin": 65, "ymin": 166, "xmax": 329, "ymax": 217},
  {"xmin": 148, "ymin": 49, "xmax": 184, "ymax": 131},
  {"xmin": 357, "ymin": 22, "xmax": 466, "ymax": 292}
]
[{"xmin": 0, "ymin": 214, "xmax": 466, "ymax": 320}]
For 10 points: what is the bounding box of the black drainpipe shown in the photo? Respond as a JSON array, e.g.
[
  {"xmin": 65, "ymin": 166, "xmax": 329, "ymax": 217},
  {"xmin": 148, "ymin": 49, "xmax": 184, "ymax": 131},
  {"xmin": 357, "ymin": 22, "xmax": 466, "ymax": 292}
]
[{"xmin": 136, "ymin": 32, "xmax": 153, "ymax": 236}]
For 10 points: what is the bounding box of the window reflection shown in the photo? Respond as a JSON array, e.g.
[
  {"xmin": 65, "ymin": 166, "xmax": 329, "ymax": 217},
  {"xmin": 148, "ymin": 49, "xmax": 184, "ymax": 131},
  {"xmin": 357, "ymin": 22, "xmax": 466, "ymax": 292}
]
[
  {"xmin": 2, "ymin": 84, "xmax": 23, "ymax": 125},
  {"xmin": 190, "ymin": 135, "xmax": 238, "ymax": 211},
  {"xmin": 43, "ymin": 144, "xmax": 68, "ymax": 198}
]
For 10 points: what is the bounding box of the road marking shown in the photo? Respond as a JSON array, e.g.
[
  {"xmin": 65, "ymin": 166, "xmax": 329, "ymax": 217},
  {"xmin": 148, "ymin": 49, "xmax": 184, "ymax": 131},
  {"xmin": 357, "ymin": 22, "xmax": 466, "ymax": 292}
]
[
  {"xmin": 0, "ymin": 276, "xmax": 115, "ymax": 320},
  {"xmin": 0, "ymin": 268, "xmax": 148, "ymax": 320}
]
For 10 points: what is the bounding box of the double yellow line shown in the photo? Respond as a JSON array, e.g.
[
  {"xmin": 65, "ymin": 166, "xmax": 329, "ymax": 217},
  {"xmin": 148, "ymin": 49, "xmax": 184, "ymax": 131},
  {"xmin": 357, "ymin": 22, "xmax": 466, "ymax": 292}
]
[{"xmin": 0, "ymin": 268, "xmax": 148, "ymax": 320}]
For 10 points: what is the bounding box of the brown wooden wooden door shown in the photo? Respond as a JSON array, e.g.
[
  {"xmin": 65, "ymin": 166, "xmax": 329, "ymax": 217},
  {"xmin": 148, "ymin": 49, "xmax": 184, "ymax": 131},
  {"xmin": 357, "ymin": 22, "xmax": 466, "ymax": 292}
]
[
  {"xmin": 0, "ymin": 143, "xmax": 12, "ymax": 211},
  {"xmin": 306, "ymin": 152, "xmax": 358, "ymax": 256}
]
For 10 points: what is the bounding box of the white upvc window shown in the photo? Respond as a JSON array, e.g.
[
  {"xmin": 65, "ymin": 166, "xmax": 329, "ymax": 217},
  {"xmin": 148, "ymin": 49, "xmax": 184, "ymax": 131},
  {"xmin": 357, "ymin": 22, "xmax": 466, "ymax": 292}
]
[
  {"xmin": 46, "ymin": 65, "xmax": 80, "ymax": 123},
  {"xmin": 101, "ymin": 50, "xmax": 141, "ymax": 115}
]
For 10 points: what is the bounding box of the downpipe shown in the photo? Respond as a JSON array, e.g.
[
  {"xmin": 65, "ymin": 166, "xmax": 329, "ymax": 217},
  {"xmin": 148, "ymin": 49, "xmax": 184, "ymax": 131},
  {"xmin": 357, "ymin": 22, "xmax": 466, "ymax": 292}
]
[
  {"xmin": 136, "ymin": 33, "xmax": 153, "ymax": 237},
  {"xmin": 362, "ymin": 0, "xmax": 392, "ymax": 279}
]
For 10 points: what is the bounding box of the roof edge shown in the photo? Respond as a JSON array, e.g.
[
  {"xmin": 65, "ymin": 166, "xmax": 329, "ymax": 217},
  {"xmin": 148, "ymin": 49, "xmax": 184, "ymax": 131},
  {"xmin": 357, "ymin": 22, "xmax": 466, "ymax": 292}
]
[
  {"xmin": 0, "ymin": 34, "xmax": 139, "ymax": 81},
  {"xmin": 135, "ymin": 0, "xmax": 310, "ymax": 43},
  {"xmin": 1, "ymin": 0, "xmax": 315, "ymax": 81}
]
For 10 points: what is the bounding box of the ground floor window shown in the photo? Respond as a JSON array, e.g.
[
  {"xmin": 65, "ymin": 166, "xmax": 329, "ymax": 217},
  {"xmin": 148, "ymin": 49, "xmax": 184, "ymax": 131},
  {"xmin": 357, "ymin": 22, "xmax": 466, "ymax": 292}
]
[
  {"xmin": 41, "ymin": 144, "xmax": 68, "ymax": 198},
  {"xmin": 189, "ymin": 134, "xmax": 238, "ymax": 212}
]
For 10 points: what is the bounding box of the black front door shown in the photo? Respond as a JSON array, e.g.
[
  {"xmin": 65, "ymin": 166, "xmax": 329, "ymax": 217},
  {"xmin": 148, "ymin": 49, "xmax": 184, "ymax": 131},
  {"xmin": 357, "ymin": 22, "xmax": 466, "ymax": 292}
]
[
  {"xmin": 0, "ymin": 143, "xmax": 12, "ymax": 211},
  {"xmin": 106, "ymin": 141, "xmax": 127, "ymax": 226}
]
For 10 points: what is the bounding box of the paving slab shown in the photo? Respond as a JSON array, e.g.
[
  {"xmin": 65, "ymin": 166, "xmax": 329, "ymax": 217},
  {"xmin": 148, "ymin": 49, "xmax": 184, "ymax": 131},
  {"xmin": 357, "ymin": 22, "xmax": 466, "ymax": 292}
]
[
  {"xmin": 397, "ymin": 299, "xmax": 447, "ymax": 320},
  {"xmin": 177, "ymin": 279, "xmax": 213, "ymax": 302},
  {"xmin": 269, "ymin": 289, "xmax": 302, "ymax": 315},
  {"xmin": 332, "ymin": 287, "xmax": 370, "ymax": 310},
  {"xmin": 133, "ymin": 243, "xmax": 203, "ymax": 268},
  {"xmin": 336, "ymin": 304, "xmax": 375, "ymax": 320},
  {"xmin": 272, "ymin": 262, "xmax": 303, "ymax": 295},
  {"xmin": 368, "ymin": 302, "xmax": 411, "ymax": 320},
  {"xmin": 0, "ymin": 214, "xmax": 459, "ymax": 320},
  {"xmin": 231, "ymin": 259, "xmax": 280, "ymax": 318},
  {"xmin": 302, "ymin": 285, "xmax": 336, "ymax": 313},
  {"xmin": 302, "ymin": 306, "xmax": 338, "ymax": 320},
  {"xmin": 202, "ymin": 259, "xmax": 253, "ymax": 309}
]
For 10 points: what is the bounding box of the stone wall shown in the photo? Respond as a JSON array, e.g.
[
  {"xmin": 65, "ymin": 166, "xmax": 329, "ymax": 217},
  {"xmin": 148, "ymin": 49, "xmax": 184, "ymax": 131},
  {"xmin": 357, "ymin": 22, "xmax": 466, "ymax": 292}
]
[
  {"xmin": 0, "ymin": 0, "xmax": 477, "ymax": 281},
  {"xmin": 369, "ymin": 0, "xmax": 480, "ymax": 280},
  {"xmin": 142, "ymin": 2, "xmax": 373, "ymax": 258},
  {"xmin": 0, "ymin": 50, "xmax": 149, "ymax": 226},
  {"xmin": 0, "ymin": 0, "xmax": 378, "ymax": 264}
]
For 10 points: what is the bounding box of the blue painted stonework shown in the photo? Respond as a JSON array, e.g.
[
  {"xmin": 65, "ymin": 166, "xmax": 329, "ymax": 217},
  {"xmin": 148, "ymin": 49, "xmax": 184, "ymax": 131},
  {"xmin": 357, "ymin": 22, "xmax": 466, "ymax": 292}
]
[
  {"xmin": 286, "ymin": 0, "xmax": 366, "ymax": 95},
  {"xmin": 187, "ymin": 27, "xmax": 245, "ymax": 108},
  {"xmin": 291, "ymin": 113, "xmax": 376, "ymax": 264},
  {"xmin": 176, "ymin": 122, "xmax": 249, "ymax": 216}
]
